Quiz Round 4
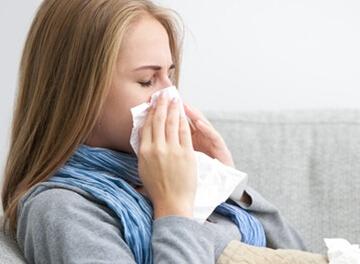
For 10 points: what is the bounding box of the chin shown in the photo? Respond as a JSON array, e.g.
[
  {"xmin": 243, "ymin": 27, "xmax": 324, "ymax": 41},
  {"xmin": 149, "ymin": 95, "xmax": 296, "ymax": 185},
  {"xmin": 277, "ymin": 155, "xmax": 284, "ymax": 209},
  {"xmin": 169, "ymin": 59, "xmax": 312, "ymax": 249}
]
[{"xmin": 113, "ymin": 142, "xmax": 136, "ymax": 155}]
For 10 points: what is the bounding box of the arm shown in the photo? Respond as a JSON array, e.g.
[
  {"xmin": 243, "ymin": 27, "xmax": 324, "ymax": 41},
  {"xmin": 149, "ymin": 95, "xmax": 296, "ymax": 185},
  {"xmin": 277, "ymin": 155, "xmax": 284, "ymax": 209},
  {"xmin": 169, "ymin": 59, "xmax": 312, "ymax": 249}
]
[
  {"xmin": 152, "ymin": 216, "xmax": 215, "ymax": 263},
  {"xmin": 230, "ymin": 186, "xmax": 307, "ymax": 251},
  {"xmin": 17, "ymin": 188, "xmax": 215, "ymax": 264}
]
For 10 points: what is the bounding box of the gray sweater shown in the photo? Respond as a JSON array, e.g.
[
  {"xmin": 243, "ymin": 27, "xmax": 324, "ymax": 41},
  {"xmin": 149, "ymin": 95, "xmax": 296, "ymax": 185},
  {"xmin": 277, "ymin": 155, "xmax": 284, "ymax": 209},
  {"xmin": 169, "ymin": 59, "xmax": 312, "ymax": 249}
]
[{"xmin": 16, "ymin": 182, "xmax": 306, "ymax": 264}]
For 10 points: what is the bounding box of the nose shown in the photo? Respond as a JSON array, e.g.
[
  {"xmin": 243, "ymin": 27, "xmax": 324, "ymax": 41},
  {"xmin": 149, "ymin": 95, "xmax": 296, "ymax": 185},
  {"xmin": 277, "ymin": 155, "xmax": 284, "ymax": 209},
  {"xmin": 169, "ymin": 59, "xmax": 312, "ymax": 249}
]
[
  {"xmin": 146, "ymin": 74, "xmax": 174, "ymax": 103},
  {"xmin": 154, "ymin": 76, "xmax": 174, "ymax": 95},
  {"xmin": 160, "ymin": 75, "xmax": 173, "ymax": 89}
]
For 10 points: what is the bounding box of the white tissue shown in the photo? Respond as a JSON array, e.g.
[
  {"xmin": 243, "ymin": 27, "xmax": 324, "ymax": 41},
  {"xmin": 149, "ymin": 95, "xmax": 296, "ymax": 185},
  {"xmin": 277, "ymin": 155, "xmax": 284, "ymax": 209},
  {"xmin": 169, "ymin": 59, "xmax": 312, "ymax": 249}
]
[
  {"xmin": 130, "ymin": 86, "xmax": 248, "ymax": 223},
  {"xmin": 324, "ymin": 238, "xmax": 360, "ymax": 264}
]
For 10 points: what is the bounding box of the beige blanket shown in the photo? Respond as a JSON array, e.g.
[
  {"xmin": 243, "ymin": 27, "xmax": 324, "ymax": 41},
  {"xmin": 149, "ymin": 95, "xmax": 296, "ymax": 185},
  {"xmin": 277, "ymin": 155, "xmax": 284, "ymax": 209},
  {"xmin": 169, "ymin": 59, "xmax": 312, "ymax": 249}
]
[{"xmin": 217, "ymin": 240, "xmax": 329, "ymax": 264}]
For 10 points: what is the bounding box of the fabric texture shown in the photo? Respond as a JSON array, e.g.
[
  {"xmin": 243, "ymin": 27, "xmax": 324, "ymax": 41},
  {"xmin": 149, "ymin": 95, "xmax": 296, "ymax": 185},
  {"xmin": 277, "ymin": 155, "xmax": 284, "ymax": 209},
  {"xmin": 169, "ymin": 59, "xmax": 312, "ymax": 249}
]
[
  {"xmin": 206, "ymin": 109, "xmax": 360, "ymax": 254},
  {"xmin": 216, "ymin": 240, "xmax": 328, "ymax": 264},
  {"xmin": 15, "ymin": 181, "xmax": 306, "ymax": 264},
  {"xmin": 0, "ymin": 217, "xmax": 26, "ymax": 264},
  {"xmin": 47, "ymin": 144, "xmax": 265, "ymax": 263},
  {"xmin": 16, "ymin": 187, "xmax": 218, "ymax": 263}
]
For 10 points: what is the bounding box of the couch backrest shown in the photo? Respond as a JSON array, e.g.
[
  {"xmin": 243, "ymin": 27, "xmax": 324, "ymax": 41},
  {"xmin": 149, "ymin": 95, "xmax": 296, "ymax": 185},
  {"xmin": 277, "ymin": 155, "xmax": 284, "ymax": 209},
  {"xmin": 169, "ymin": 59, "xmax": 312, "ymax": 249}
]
[
  {"xmin": 206, "ymin": 109, "xmax": 360, "ymax": 254},
  {"xmin": 0, "ymin": 216, "xmax": 26, "ymax": 263}
]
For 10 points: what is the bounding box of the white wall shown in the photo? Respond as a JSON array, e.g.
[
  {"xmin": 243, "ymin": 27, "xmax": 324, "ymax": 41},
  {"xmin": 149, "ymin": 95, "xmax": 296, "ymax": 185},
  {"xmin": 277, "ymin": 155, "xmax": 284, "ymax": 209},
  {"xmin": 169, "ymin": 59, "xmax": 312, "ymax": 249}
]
[
  {"xmin": 156, "ymin": 0, "xmax": 360, "ymax": 111},
  {"xmin": 1, "ymin": 0, "xmax": 360, "ymax": 210}
]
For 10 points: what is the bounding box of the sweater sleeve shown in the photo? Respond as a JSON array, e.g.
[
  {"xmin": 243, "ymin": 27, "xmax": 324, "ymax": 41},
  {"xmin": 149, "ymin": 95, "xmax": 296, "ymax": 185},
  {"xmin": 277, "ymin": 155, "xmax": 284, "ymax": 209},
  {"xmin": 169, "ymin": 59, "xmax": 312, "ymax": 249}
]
[
  {"xmin": 16, "ymin": 188, "xmax": 215, "ymax": 264},
  {"xmin": 229, "ymin": 186, "xmax": 307, "ymax": 251}
]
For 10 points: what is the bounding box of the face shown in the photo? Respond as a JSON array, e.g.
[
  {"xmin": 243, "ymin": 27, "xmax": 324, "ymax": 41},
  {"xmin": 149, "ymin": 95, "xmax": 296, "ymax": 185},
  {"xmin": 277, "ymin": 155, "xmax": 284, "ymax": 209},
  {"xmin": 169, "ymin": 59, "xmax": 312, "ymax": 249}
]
[{"xmin": 84, "ymin": 15, "xmax": 175, "ymax": 154}]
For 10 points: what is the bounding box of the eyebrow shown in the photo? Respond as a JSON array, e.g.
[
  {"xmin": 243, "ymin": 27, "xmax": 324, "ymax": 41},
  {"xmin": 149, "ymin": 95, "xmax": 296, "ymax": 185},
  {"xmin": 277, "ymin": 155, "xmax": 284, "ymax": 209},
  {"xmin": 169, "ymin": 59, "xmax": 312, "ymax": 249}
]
[{"xmin": 133, "ymin": 64, "xmax": 175, "ymax": 72}]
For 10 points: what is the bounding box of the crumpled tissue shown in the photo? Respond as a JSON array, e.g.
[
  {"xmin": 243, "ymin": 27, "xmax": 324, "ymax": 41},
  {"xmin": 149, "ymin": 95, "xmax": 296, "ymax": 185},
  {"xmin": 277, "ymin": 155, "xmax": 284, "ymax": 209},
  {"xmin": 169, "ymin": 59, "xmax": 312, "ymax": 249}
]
[
  {"xmin": 324, "ymin": 238, "xmax": 360, "ymax": 264},
  {"xmin": 130, "ymin": 86, "xmax": 248, "ymax": 224}
]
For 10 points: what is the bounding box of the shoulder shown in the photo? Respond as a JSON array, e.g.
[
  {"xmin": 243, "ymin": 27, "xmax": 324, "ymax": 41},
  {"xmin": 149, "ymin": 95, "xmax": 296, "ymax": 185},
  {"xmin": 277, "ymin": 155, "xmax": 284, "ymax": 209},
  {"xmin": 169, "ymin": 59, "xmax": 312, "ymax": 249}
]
[
  {"xmin": 16, "ymin": 185, "xmax": 135, "ymax": 262},
  {"xmin": 18, "ymin": 185, "xmax": 120, "ymax": 227},
  {"xmin": 23, "ymin": 187, "xmax": 85, "ymax": 212},
  {"xmin": 17, "ymin": 184, "xmax": 124, "ymax": 241},
  {"xmin": 16, "ymin": 186, "xmax": 134, "ymax": 263},
  {"xmin": 20, "ymin": 187, "xmax": 96, "ymax": 220}
]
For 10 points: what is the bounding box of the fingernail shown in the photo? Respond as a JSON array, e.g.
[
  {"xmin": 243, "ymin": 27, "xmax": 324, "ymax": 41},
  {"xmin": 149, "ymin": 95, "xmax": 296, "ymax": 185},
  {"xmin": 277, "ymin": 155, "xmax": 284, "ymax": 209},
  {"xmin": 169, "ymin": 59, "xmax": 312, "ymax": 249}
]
[{"xmin": 171, "ymin": 97, "xmax": 178, "ymax": 104}]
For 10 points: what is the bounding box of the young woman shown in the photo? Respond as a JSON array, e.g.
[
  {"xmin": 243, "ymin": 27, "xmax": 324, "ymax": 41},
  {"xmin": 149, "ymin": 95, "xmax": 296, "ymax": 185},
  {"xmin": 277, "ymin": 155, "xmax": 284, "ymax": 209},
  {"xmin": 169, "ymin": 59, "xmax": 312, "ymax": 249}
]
[{"xmin": 1, "ymin": 0, "xmax": 306, "ymax": 263}]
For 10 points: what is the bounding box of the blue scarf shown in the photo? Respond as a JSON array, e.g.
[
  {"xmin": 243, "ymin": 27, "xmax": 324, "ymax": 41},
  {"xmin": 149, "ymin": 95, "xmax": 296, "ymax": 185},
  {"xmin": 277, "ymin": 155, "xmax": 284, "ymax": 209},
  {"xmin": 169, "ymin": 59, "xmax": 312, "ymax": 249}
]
[{"xmin": 48, "ymin": 144, "xmax": 266, "ymax": 263}]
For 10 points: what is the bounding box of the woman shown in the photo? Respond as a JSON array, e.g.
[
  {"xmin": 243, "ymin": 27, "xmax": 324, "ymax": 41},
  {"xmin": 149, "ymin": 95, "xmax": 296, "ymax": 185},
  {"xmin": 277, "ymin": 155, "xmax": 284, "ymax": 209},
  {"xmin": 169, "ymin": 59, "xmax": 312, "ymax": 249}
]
[{"xmin": 1, "ymin": 0, "xmax": 306, "ymax": 263}]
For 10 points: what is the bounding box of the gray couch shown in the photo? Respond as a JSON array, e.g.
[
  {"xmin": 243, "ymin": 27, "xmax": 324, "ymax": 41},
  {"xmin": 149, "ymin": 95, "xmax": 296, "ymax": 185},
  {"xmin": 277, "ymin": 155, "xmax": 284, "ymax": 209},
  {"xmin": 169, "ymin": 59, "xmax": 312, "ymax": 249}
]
[{"xmin": 1, "ymin": 109, "xmax": 360, "ymax": 263}]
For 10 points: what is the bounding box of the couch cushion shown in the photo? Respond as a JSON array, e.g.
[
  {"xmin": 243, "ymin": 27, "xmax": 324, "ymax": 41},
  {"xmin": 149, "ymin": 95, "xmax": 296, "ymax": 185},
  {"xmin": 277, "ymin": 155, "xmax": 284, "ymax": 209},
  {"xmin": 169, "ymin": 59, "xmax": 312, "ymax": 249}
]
[
  {"xmin": 206, "ymin": 109, "xmax": 360, "ymax": 254},
  {"xmin": 0, "ymin": 215, "xmax": 26, "ymax": 263}
]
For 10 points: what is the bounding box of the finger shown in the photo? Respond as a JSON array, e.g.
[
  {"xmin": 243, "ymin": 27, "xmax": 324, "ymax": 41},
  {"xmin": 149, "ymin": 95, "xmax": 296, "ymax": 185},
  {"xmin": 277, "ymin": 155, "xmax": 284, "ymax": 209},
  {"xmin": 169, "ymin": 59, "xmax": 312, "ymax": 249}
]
[
  {"xmin": 196, "ymin": 119, "xmax": 224, "ymax": 146},
  {"xmin": 140, "ymin": 104, "xmax": 155, "ymax": 144},
  {"xmin": 152, "ymin": 92, "xmax": 169, "ymax": 145},
  {"xmin": 183, "ymin": 103, "xmax": 212, "ymax": 127},
  {"xmin": 179, "ymin": 113, "xmax": 193, "ymax": 148},
  {"xmin": 186, "ymin": 116, "xmax": 197, "ymax": 135},
  {"xmin": 166, "ymin": 97, "xmax": 180, "ymax": 144},
  {"xmin": 181, "ymin": 104, "xmax": 199, "ymax": 136}
]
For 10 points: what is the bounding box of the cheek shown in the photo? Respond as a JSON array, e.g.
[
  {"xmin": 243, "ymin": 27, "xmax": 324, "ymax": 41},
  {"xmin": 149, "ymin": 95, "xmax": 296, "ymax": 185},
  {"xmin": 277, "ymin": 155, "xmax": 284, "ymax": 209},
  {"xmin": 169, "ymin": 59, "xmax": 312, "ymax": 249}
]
[
  {"xmin": 103, "ymin": 91, "xmax": 146, "ymax": 134},
  {"xmin": 108, "ymin": 101, "xmax": 132, "ymax": 130},
  {"xmin": 104, "ymin": 81, "xmax": 152, "ymax": 133}
]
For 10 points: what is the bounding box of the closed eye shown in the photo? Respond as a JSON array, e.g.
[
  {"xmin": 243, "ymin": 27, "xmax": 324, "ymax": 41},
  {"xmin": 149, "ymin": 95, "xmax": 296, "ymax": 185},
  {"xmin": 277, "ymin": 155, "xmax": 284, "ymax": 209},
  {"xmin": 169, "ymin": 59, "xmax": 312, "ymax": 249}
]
[
  {"xmin": 139, "ymin": 80, "xmax": 152, "ymax": 87},
  {"xmin": 138, "ymin": 73, "xmax": 174, "ymax": 88}
]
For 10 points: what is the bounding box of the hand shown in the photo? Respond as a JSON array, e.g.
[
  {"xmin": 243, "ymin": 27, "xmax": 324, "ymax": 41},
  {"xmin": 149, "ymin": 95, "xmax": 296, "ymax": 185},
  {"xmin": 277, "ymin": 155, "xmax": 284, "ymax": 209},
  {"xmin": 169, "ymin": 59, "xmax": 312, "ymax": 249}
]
[
  {"xmin": 183, "ymin": 102, "xmax": 235, "ymax": 168},
  {"xmin": 183, "ymin": 103, "xmax": 251, "ymax": 204},
  {"xmin": 138, "ymin": 94, "xmax": 198, "ymax": 219}
]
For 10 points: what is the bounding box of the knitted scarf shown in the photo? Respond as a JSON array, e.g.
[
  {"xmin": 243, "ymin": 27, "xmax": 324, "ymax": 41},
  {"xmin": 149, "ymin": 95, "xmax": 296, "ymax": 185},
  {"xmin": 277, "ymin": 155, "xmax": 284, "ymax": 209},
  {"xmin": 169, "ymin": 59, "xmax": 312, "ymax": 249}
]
[{"xmin": 48, "ymin": 144, "xmax": 266, "ymax": 264}]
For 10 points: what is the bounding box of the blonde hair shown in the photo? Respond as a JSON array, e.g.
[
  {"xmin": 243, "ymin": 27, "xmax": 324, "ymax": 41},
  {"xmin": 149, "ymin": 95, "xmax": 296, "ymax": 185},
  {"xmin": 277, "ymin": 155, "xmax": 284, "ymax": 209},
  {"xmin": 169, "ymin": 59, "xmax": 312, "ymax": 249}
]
[{"xmin": 1, "ymin": 0, "xmax": 184, "ymax": 237}]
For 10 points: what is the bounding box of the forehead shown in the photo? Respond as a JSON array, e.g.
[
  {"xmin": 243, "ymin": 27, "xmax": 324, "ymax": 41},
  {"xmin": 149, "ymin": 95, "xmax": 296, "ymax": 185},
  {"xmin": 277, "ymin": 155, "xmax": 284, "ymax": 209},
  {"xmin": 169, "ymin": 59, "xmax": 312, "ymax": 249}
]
[{"xmin": 117, "ymin": 16, "xmax": 172, "ymax": 70}]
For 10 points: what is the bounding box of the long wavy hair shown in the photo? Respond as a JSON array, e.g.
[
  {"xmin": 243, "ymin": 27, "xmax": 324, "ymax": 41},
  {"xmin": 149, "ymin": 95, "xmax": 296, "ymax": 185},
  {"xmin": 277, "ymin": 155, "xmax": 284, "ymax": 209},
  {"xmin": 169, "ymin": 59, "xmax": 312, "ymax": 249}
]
[{"xmin": 1, "ymin": 0, "xmax": 184, "ymax": 237}]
